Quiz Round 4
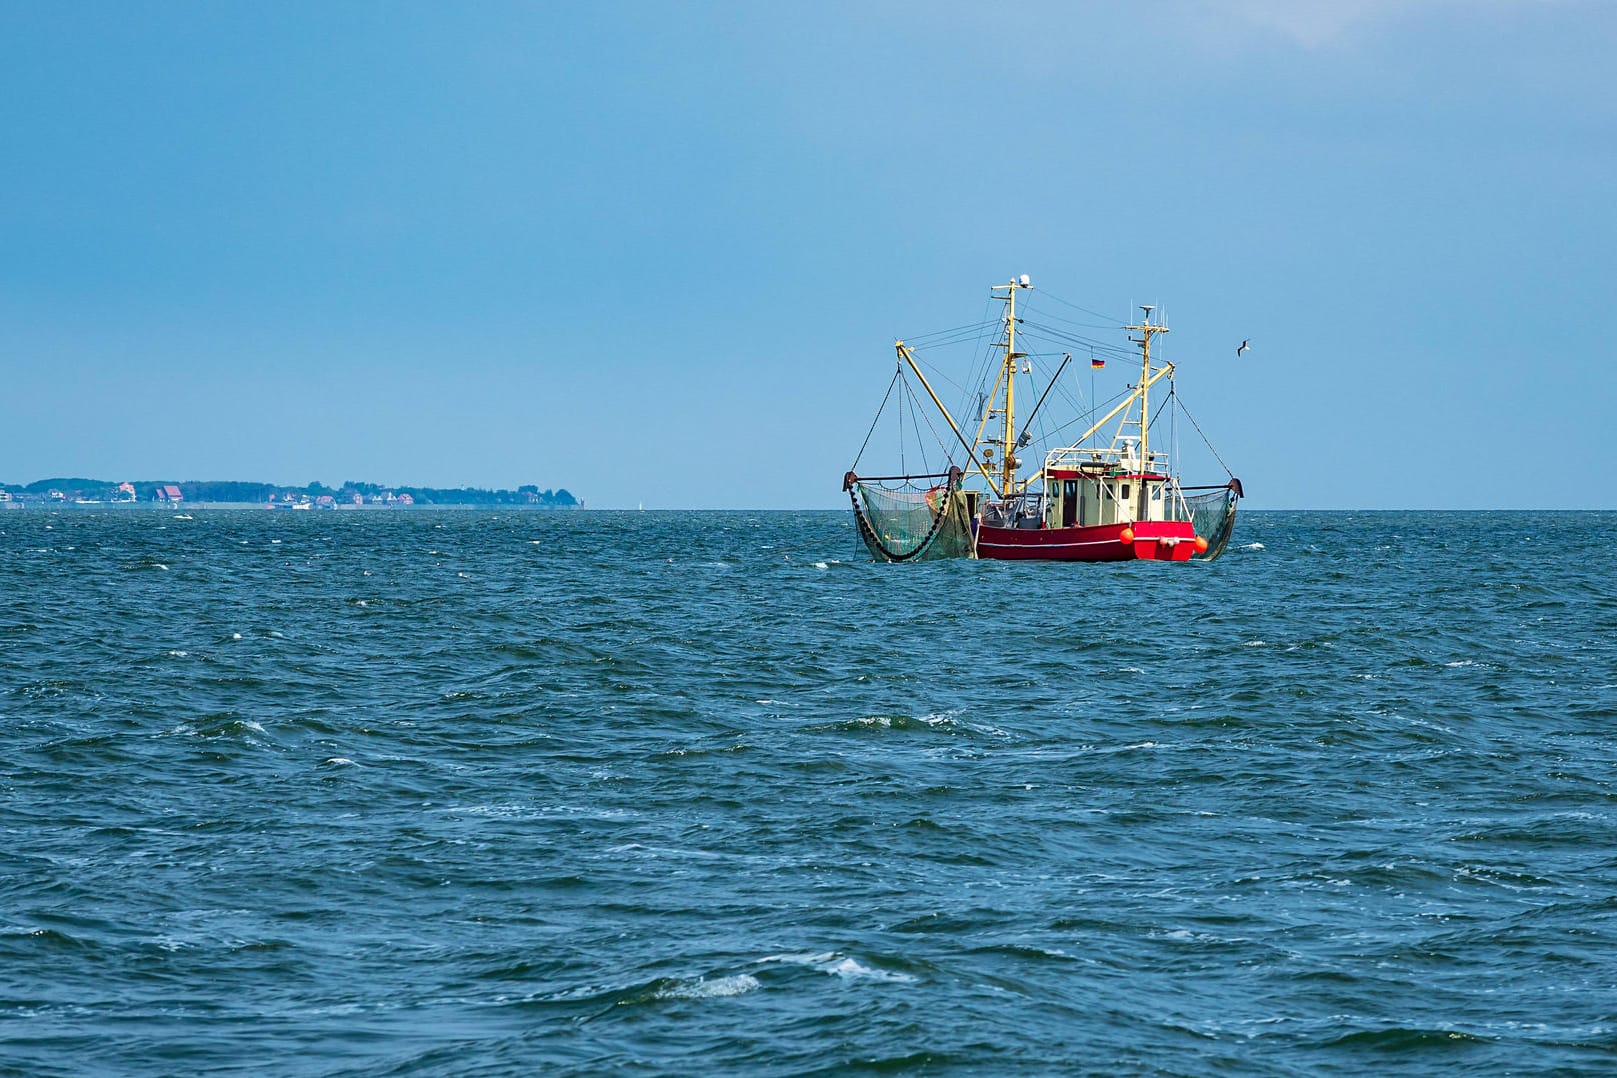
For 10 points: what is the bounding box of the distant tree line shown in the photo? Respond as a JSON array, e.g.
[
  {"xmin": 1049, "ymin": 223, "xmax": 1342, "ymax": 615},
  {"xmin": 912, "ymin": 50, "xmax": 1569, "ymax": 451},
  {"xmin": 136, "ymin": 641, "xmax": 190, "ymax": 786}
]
[{"xmin": 0, "ymin": 477, "xmax": 579, "ymax": 507}]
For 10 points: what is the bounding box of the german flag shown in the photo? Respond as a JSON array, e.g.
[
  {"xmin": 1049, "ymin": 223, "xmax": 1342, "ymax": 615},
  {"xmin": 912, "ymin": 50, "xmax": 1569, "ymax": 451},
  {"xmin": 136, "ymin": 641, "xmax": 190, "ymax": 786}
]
[{"xmin": 1091, "ymin": 358, "xmax": 1105, "ymax": 369}]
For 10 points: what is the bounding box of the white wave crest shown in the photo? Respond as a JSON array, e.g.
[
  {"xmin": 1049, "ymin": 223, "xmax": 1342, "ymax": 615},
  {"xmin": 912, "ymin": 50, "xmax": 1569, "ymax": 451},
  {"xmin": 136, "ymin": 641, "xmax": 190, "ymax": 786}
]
[
  {"xmin": 826, "ymin": 957, "xmax": 912, "ymax": 981},
  {"xmin": 653, "ymin": 974, "xmax": 760, "ymax": 999},
  {"xmin": 756, "ymin": 951, "xmax": 914, "ymax": 982}
]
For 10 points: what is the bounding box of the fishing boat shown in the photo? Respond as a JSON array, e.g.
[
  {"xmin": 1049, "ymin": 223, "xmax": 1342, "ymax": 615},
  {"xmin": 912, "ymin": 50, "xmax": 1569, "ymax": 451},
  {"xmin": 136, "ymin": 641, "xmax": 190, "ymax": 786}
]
[{"xmin": 844, "ymin": 276, "xmax": 1242, "ymax": 563}]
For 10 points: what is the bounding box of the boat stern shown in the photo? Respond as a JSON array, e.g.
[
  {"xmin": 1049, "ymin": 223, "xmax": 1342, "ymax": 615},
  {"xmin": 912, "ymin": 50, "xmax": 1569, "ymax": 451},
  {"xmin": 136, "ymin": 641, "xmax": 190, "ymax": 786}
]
[{"xmin": 1123, "ymin": 521, "xmax": 1202, "ymax": 561}]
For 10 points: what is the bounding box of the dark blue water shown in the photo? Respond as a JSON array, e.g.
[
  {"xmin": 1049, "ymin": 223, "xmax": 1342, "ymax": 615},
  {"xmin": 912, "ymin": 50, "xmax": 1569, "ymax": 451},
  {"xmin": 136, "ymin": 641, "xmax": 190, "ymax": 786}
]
[{"xmin": 3, "ymin": 509, "xmax": 1615, "ymax": 1075}]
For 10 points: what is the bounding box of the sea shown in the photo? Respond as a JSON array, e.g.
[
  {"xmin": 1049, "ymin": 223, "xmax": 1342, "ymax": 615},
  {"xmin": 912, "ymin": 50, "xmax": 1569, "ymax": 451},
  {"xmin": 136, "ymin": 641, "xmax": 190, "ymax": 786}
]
[{"xmin": 2, "ymin": 508, "xmax": 1614, "ymax": 1076}]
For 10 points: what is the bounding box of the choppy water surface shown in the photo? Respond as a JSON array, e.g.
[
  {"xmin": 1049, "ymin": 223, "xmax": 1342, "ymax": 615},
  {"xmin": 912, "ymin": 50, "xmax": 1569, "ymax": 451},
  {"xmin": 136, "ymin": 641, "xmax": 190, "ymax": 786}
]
[{"xmin": 3, "ymin": 509, "xmax": 1615, "ymax": 1075}]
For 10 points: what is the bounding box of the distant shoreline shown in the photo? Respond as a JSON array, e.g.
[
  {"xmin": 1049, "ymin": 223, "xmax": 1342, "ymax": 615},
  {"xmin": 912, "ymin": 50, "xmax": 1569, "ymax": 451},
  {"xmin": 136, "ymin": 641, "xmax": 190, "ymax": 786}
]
[
  {"xmin": 0, "ymin": 478, "xmax": 579, "ymax": 510},
  {"xmin": 0, "ymin": 501, "xmax": 579, "ymax": 511}
]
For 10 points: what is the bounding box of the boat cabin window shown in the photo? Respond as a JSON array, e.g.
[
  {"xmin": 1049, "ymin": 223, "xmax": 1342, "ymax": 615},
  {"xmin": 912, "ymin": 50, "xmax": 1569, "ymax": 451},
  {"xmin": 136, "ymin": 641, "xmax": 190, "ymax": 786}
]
[{"xmin": 1120, "ymin": 484, "xmax": 1130, "ymax": 500}]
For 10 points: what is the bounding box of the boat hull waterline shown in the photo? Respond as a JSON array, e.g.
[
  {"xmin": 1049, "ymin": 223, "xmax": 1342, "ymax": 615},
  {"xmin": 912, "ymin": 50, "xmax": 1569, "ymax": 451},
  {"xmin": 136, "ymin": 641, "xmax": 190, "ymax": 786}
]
[{"xmin": 975, "ymin": 520, "xmax": 1202, "ymax": 562}]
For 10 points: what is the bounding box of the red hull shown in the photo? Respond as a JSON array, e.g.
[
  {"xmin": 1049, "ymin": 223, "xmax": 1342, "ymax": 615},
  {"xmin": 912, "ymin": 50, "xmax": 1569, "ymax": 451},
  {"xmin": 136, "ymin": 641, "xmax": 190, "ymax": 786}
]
[{"xmin": 976, "ymin": 520, "xmax": 1198, "ymax": 562}]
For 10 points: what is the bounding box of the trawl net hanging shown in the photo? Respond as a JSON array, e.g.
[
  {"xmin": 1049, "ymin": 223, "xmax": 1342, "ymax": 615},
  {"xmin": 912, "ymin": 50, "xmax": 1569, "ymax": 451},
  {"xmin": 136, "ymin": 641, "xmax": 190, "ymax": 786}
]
[
  {"xmin": 845, "ymin": 468, "xmax": 975, "ymax": 562},
  {"xmin": 1184, "ymin": 481, "xmax": 1242, "ymax": 561}
]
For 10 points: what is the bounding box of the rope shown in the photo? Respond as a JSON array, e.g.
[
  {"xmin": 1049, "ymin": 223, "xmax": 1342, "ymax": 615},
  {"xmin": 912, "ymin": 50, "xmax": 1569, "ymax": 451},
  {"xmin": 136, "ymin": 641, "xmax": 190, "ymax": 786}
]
[
  {"xmin": 1176, "ymin": 398, "xmax": 1234, "ymax": 479},
  {"xmin": 901, "ymin": 374, "xmax": 955, "ymax": 463},
  {"xmin": 851, "ymin": 366, "xmax": 901, "ymax": 470},
  {"xmin": 1149, "ymin": 391, "xmax": 1172, "ymax": 429}
]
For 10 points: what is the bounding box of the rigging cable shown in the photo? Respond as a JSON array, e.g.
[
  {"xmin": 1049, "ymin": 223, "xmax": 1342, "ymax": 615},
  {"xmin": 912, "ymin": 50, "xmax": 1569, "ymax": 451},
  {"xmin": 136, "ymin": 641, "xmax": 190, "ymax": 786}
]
[
  {"xmin": 1019, "ymin": 297, "xmax": 1121, "ymax": 331},
  {"xmin": 902, "ymin": 373, "xmax": 956, "ymax": 470},
  {"xmin": 899, "ymin": 364, "xmax": 914, "ymax": 475},
  {"xmin": 1036, "ymin": 385, "xmax": 1134, "ymax": 445},
  {"xmin": 1018, "ymin": 352, "xmax": 1073, "ymax": 445},
  {"xmin": 1177, "ymin": 396, "xmax": 1236, "ymax": 479},
  {"xmin": 900, "ymin": 318, "xmax": 1002, "ymax": 344},
  {"xmin": 1018, "ymin": 321, "xmax": 1135, "ymax": 360},
  {"xmin": 851, "ymin": 366, "xmax": 901, "ymax": 470},
  {"xmin": 1034, "ymin": 289, "xmax": 1126, "ymax": 326}
]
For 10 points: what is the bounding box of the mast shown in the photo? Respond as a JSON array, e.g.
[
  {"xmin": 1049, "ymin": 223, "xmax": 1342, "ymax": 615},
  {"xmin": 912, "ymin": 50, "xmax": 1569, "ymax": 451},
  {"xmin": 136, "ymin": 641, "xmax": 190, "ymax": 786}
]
[
  {"xmin": 990, "ymin": 276, "xmax": 1033, "ymax": 494},
  {"xmin": 1125, "ymin": 306, "xmax": 1168, "ymax": 519}
]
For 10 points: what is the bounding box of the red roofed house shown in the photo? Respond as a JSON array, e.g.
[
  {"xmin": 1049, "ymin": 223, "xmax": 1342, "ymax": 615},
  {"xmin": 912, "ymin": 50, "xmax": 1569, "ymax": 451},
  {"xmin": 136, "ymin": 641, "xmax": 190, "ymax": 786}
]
[
  {"xmin": 396, "ymin": 493, "xmax": 414, "ymax": 506},
  {"xmin": 155, "ymin": 485, "xmax": 183, "ymax": 503}
]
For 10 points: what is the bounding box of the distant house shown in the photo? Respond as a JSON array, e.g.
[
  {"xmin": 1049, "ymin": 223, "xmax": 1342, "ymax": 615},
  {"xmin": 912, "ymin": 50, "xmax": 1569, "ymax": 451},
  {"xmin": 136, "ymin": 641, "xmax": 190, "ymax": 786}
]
[
  {"xmin": 396, "ymin": 493, "xmax": 415, "ymax": 506},
  {"xmin": 155, "ymin": 485, "xmax": 183, "ymax": 503},
  {"xmin": 351, "ymin": 492, "xmax": 364, "ymax": 506},
  {"xmin": 315, "ymin": 495, "xmax": 336, "ymax": 510},
  {"xmin": 113, "ymin": 482, "xmax": 137, "ymax": 503}
]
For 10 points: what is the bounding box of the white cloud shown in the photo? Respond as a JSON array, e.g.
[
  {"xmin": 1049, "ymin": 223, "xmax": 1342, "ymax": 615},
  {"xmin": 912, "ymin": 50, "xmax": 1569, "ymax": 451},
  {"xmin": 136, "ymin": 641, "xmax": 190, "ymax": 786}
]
[
  {"xmin": 1227, "ymin": 0, "xmax": 1412, "ymax": 47},
  {"xmin": 1221, "ymin": 0, "xmax": 1561, "ymax": 48}
]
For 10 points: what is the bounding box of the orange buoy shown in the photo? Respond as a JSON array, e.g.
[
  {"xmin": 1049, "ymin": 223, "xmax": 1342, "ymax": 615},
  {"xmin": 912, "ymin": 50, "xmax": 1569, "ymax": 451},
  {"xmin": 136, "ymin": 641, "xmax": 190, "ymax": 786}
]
[
  {"xmin": 1119, "ymin": 527, "xmax": 1135, "ymax": 544},
  {"xmin": 1194, "ymin": 535, "xmax": 1209, "ymax": 554}
]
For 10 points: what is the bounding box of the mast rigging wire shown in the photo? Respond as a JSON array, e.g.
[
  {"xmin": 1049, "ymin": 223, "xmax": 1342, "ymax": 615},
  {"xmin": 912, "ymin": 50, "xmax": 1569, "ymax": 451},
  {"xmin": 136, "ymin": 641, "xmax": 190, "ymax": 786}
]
[
  {"xmin": 851, "ymin": 366, "xmax": 901, "ymax": 469},
  {"xmin": 1031, "ymin": 289, "xmax": 1126, "ymax": 326}
]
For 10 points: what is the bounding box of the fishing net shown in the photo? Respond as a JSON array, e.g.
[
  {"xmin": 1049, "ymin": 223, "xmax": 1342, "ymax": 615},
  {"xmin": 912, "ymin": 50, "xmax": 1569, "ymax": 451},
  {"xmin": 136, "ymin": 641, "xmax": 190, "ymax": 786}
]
[
  {"xmin": 845, "ymin": 469, "xmax": 975, "ymax": 562},
  {"xmin": 1184, "ymin": 485, "xmax": 1240, "ymax": 561}
]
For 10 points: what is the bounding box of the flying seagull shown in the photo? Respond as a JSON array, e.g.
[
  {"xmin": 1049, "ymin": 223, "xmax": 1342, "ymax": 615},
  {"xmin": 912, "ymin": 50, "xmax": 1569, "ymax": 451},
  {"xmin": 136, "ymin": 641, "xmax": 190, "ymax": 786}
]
[{"xmin": 1236, "ymin": 339, "xmax": 1250, "ymax": 356}]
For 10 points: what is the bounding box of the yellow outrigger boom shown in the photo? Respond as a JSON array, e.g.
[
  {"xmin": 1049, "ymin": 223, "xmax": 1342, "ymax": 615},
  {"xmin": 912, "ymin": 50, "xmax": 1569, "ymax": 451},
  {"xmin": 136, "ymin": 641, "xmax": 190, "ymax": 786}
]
[{"xmin": 896, "ymin": 341, "xmax": 1003, "ymax": 500}]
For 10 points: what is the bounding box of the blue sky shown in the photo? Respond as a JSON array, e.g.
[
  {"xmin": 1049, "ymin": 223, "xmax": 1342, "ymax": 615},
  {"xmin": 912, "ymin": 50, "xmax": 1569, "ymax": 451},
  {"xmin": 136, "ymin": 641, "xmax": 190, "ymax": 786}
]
[{"xmin": 1, "ymin": 1, "xmax": 1612, "ymax": 508}]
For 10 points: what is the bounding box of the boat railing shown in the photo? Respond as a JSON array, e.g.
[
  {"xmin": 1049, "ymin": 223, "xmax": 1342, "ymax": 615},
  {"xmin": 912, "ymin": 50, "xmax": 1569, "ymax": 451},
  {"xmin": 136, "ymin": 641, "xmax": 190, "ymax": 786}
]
[{"xmin": 1044, "ymin": 444, "xmax": 1171, "ymax": 475}]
